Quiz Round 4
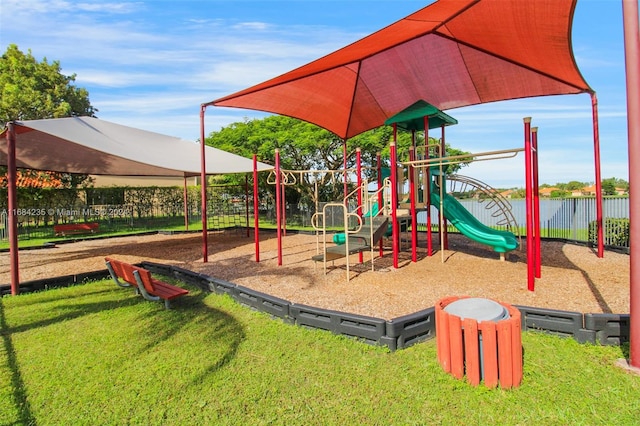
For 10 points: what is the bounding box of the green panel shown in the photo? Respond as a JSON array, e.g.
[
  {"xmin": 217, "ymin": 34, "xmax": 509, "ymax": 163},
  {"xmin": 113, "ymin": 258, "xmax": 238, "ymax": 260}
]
[{"xmin": 384, "ymin": 100, "xmax": 458, "ymax": 131}]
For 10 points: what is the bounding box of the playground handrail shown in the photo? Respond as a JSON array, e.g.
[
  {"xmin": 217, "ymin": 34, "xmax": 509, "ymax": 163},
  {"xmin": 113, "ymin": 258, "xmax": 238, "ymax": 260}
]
[
  {"xmin": 403, "ymin": 147, "xmax": 524, "ymax": 169},
  {"xmin": 448, "ymin": 174, "xmax": 522, "ymax": 246},
  {"xmin": 312, "ymin": 178, "xmax": 392, "ymax": 282},
  {"xmin": 266, "ymin": 170, "xmax": 297, "ymax": 185},
  {"xmin": 320, "ymin": 201, "xmax": 364, "ymax": 280}
]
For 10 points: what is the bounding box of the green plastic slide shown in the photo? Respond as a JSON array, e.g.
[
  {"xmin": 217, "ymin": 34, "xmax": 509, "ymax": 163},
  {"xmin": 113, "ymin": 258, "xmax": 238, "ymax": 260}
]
[{"xmin": 430, "ymin": 189, "xmax": 518, "ymax": 253}]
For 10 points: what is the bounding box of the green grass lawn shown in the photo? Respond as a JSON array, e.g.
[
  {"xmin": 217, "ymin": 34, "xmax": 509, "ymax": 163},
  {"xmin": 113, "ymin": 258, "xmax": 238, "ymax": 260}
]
[{"xmin": 1, "ymin": 279, "xmax": 639, "ymax": 425}]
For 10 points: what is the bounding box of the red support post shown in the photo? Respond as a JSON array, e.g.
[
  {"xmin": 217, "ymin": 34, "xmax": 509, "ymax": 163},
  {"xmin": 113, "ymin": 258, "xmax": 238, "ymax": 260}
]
[
  {"xmin": 356, "ymin": 147, "xmax": 363, "ymax": 263},
  {"xmin": 524, "ymin": 117, "xmax": 535, "ymax": 291},
  {"xmin": 275, "ymin": 149, "xmax": 282, "ymax": 266},
  {"xmin": 199, "ymin": 105, "xmax": 209, "ymax": 263},
  {"xmin": 623, "ymin": 0, "xmax": 640, "ymax": 369},
  {"xmin": 253, "ymin": 154, "xmax": 260, "ymax": 262},
  {"xmin": 377, "ymin": 152, "xmax": 384, "ymax": 257},
  {"xmin": 532, "ymin": 127, "xmax": 541, "ymax": 278},
  {"xmin": 7, "ymin": 123, "xmax": 20, "ymax": 295}
]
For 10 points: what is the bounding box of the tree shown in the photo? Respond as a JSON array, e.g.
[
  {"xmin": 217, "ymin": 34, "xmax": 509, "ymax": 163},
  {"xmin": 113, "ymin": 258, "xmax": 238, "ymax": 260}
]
[
  {"xmin": 602, "ymin": 179, "xmax": 616, "ymax": 196},
  {"xmin": 602, "ymin": 177, "xmax": 628, "ymax": 195},
  {"xmin": 1, "ymin": 44, "xmax": 96, "ymax": 125},
  {"xmin": 205, "ymin": 115, "xmax": 472, "ymax": 207},
  {"xmin": 564, "ymin": 180, "xmax": 587, "ymax": 191},
  {"xmin": 1, "ymin": 44, "xmax": 96, "ymax": 195}
]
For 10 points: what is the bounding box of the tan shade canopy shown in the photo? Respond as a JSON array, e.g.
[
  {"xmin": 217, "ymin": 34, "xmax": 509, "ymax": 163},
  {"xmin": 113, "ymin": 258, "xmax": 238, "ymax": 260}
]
[
  {"xmin": 0, "ymin": 116, "xmax": 272, "ymax": 176},
  {"xmin": 209, "ymin": 0, "xmax": 591, "ymax": 139}
]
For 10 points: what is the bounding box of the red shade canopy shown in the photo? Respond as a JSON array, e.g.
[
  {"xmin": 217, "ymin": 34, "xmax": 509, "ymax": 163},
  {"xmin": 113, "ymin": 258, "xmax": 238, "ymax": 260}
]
[{"xmin": 208, "ymin": 0, "xmax": 591, "ymax": 139}]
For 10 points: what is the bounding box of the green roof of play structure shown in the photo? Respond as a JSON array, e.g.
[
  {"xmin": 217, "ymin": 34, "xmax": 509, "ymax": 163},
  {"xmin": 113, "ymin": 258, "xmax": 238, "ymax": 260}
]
[{"xmin": 384, "ymin": 100, "xmax": 458, "ymax": 131}]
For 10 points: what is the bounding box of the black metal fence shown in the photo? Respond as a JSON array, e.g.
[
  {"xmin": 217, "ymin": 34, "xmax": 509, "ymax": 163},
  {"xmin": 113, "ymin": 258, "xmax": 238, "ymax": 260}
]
[{"xmin": 0, "ymin": 185, "xmax": 631, "ymax": 250}]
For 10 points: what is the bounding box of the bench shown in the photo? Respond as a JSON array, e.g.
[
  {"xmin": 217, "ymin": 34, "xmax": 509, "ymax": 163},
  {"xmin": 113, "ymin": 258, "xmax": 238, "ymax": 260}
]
[
  {"xmin": 105, "ymin": 257, "xmax": 189, "ymax": 309},
  {"xmin": 54, "ymin": 222, "xmax": 99, "ymax": 236}
]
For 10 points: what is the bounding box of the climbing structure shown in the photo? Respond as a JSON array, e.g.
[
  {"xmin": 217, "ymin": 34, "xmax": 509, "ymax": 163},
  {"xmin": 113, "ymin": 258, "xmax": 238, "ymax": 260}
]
[{"xmin": 311, "ymin": 178, "xmax": 391, "ymax": 282}]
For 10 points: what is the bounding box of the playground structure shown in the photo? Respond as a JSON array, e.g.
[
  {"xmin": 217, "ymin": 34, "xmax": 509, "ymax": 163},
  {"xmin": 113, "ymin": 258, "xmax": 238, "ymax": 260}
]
[{"xmin": 262, "ymin": 103, "xmax": 531, "ymax": 284}]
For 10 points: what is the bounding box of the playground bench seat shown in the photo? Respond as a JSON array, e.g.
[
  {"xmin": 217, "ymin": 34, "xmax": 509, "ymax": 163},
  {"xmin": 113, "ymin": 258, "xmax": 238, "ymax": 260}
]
[
  {"xmin": 105, "ymin": 257, "xmax": 189, "ymax": 309},
  {"xmin": 54, "ymin": 222, "xmax": 99, "ymax": 236}
]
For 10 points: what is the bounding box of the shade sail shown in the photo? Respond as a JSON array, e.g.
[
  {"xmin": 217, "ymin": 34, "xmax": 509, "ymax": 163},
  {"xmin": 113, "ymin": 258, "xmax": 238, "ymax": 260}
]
[
  {"xmin": 0, "ymin": 116, "xmax": 272, "ymax": 176},
  {"xmin": 208, "ymin": 0, "xmax": 591, "ymax": 139}
]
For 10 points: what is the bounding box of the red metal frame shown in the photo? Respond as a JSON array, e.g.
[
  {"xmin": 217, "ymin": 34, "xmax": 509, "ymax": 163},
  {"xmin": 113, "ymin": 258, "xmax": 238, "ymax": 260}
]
[
  {"xmin": 7, "ymin": 123, "xmax": 20, "ymax": 295},
  {"xmin": 622, "ymin": 0, "xmax": 639, "ymax": 368},
  {"xmin": 524, "ymin": 117, "xmax": 535, "ymax": 291},
  {"xmin": 532, "ymin": 127, "xmax": 541, "ymax": 278},
  {"xmin": 356, "ymin": 147, "xmax": 363, "ymax": 263}
]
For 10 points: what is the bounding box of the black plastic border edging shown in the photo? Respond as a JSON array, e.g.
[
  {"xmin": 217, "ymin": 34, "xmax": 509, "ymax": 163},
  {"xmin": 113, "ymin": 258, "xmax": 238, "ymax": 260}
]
[
  {"xmin": 2, "ymin": 262, "xmax": 630, "ymax": 350},
  {"xmin": 0, "ymin": 269, "xmax": 111, "ymax": 296},
  {"xmin": 140, "ymin": 262, "xmax": 631, "ymax": 349}
]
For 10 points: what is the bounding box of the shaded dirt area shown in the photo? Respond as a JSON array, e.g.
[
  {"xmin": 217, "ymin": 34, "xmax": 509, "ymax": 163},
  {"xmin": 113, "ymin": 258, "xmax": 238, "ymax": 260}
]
[{"xmin": 0, "ymin": 230, "xmax": 630, "ymax": 320}]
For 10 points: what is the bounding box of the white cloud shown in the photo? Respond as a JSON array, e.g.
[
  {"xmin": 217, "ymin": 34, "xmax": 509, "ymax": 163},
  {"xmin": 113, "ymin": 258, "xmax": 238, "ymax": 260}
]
[{"xmin": 2, "ymin": 0, "xmax": 142, "ymax": 16}]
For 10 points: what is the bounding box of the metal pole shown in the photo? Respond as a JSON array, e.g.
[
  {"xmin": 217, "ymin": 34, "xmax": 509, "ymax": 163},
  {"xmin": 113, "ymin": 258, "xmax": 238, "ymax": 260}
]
[
  {"xmin": 391, "ymin": 136, "xmax": 399, "ymax": 269},
  {"xmin": 275, "ymin": 149, "xmax": 282, "ymax": 266},
  {"xmin": 409, "ymin": 146, "xmax": 417, "ymax": 262},
  {"xmin": 343, "ymin": 141, "xmax": 348, "ymax": 202},
  {"xmin": 424, "ymin": 116, "xmax": 432, "ymax": 256},
  {"xmin": 356, "ymin": 147, "xmax": 363, "ymax": 263},
  {"xmin": 622, "ymin": 0, "xmax": 640, "ymax": 368},
  {"xmin": 532, "ymin": 127, "xmax": 541, "ymax": 277},
  {"xmin": 245, "ymin": 175, "xmax": 250, "ymax": 237},
  {"xmin": 199, "ymin": 105, "xmax": 208, "ymax": 262},
  {"xmin": 7, "ymin": 122, "xmax": 20, "ymax": 295},
  {"xmin": 281, "ymin": 177, "xmax": 286, "ymax": 236},
  {"xmin": 591, "ymin": 93, "xmax": 605, "ymax": 258},
  {"xmin": 524, "ymin": 117, "xmax": 534, "ymax": 291},
  {"xmin": 377, "ymin": 152, "xmax": 384, "ymax": 257},
  {"xmin": 183, "ymin": 177, "xmax": 189, "ymax": 230},
  {"xmin": 253, "ymin": 154, "xmax": 260, "ymax": 262},
  {"xmin": 440, "ymin": 124, "xmax": 449, "ymax": 250}
]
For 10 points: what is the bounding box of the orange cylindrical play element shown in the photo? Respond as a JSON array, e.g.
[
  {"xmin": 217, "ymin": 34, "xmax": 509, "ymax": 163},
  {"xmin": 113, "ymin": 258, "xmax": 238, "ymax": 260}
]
[{"xmin": 435, "ymin": 296, "xmax": 522, "ymax": 388}]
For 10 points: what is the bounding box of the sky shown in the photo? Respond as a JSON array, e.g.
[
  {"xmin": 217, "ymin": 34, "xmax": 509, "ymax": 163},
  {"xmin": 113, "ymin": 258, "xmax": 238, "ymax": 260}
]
[{"xmin": 0, "ymin": 0, "xmax": 633, "ymax": 189}]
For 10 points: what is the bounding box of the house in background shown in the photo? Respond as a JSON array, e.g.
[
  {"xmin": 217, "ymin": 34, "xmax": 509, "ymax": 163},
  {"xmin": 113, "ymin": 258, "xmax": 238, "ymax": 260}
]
[
  {"xmin": 577, "ymin": 185, "xmax": 597, "ymax": 196},
  {"xmin": 499, "ymin": 189, "xmax": 517, "ymax": 199},
  {"xmin": 0, "ymin": 170, "xmax": 63, "ymax": 188},
  {"xmin": 539, "ymin": 187, "xmax": 560, "ymax": 197}
]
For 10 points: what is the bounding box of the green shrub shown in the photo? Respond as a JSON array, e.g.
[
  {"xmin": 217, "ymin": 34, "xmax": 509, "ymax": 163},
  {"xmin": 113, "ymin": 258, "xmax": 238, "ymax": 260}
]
[{"xmin": 589, "ymin": 218, "xmax": 630, "ymax": 247}]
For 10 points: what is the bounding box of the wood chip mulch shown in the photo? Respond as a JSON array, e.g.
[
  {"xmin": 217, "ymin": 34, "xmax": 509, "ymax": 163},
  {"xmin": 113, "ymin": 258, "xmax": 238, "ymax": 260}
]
[{"xmin": 1, "ymin": 230, "xmax": 630, "ymax": 319}]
